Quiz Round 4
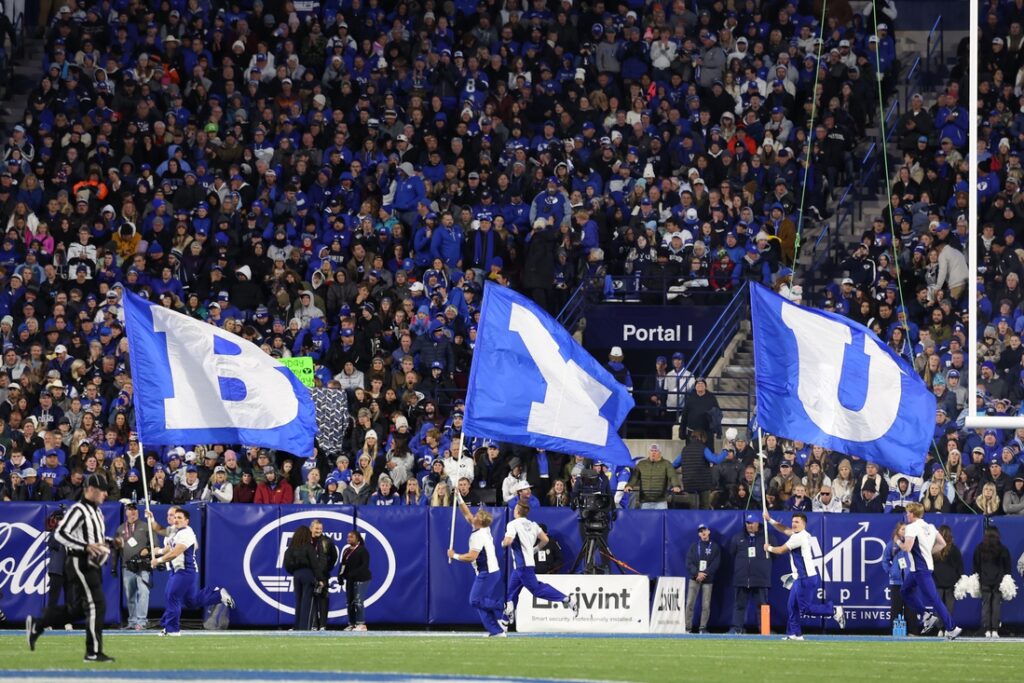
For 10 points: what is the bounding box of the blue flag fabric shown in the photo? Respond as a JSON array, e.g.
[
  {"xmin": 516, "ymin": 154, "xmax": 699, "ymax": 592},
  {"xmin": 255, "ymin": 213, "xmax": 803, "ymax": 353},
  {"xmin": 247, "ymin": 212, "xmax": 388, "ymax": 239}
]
[
  {"xmin": 464, "ymin": 285, "xmax": 636, "ymax": 466},
  {"xmin": 750, "ymin": 284, "xmax": 934, "ymax": 476},
  {"xmin": 123, "ymin": 291, "xmax": 317, "ymax": 455}
]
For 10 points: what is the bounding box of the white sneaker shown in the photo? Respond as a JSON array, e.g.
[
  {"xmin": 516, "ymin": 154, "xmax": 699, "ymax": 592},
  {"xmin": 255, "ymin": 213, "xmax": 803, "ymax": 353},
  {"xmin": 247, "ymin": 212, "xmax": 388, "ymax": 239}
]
[
  {"xmin": 921, "ymin": 612, "xmax": 938, "ymax": 634},
  {"xmin": 353, "ymin": 624, "xmax": 367, "ymax": 631},
  {"xmin": 486, "ymin": 631, "xmax": 507, "ymax": 638},
  {"xmin": 945, "ymin": 626, "xmax": 962, "ymax": 640},
  {"xmin": 990, "ymin": 631, "xmax": 1000, "ymax": 639},
  {"xmin": 565, "ymin": 595, "xmax": 580, "ymax": 618},
  {"xmin": 219, "ymin": 587, "xmax": 235, "ymax": 609},
  {"xmin": 937, "ymin": 630, "xmax": 945, "ymax": 638},
  {"xmin": 833, "ymin": 606, "xmax": 846, "ymax": 630},
  {"xmin": 498, "ymin": 618, "xmax": 509, "ymax": 633},
  {"xmin": 985, "ymin": 630, "xmax": 992, "ymax": 638},
  {"xmin": 782, "ymin": 635, "xmax": 805, "ymax": 641},
  {"xmin": 504, "ymin": 601, "xmax": 515, "ymax": 625},
  {"xmin": 343, "ymin": 625, "xmax": 355, "ymax": 631}
]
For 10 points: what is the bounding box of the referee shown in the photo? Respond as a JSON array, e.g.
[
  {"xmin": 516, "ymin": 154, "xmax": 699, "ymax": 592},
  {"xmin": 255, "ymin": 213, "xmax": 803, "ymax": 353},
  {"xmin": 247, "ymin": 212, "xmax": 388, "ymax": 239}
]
[{"xmin": 27, "ymin": 473, "xmax": 114, "ymax": 663}]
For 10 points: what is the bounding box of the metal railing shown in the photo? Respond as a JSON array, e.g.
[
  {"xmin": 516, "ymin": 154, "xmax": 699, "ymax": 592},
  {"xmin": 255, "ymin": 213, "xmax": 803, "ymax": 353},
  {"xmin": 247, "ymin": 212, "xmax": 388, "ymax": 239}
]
[
  {"xmin": 686, "ymin": 281, "xmax": 750, "ymax": 381},
  {"xmin": 619, "ymin": 372, "xmax": 755, "ymax": 438},
  {"xmin": 555, "ymin": 277, "xmax": 592, "ymax": 331},
  {"xmin": 925, "ymin": 16, "xmax": 944, "ymax": 82}
]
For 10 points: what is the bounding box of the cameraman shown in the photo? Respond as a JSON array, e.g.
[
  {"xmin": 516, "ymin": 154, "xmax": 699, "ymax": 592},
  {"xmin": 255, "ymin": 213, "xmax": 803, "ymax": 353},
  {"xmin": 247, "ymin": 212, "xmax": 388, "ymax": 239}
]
[{"xmin": 113, "ymin": 502, "xmax": 152, "ymax": 630}]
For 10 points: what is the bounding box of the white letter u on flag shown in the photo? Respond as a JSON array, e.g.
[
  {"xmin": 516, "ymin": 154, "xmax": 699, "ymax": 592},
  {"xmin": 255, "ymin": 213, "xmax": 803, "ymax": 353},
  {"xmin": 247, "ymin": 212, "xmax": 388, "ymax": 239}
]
[{"xmin": 780, "ymin": 304, "xmax": 902, "ymax": 442}]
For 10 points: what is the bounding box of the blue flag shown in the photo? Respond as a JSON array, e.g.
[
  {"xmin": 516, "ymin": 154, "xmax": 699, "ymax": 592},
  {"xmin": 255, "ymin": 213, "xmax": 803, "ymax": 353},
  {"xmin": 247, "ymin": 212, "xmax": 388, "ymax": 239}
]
[
  {"xmin": 750, "ymin": 283, "xmax": 934, "ymax": 475},
  {"xmin": 123, "ymin": 291, "xmax": 317, "ymax": 455},
  {"xmin": 464, "ymin": 285, "xmax": 636, "ymax": 466}
]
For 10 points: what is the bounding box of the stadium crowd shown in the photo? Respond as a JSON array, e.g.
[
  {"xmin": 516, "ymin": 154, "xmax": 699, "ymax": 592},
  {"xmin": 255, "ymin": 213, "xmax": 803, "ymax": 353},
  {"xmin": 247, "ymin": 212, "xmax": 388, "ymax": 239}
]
[{"xmin": 0, "ymin": 1, "xmax": 1008, "ymax": 517}]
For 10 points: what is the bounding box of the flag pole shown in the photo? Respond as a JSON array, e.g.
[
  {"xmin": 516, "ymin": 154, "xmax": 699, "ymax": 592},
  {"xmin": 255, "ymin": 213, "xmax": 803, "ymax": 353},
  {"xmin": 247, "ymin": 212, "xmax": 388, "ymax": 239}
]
[
  {"xmin": 758, "ymin": 426, "xmax": 769, "ymax": 547},
  {"xmin": 133, "ymin": 437, "xmax": 157, "ymax": 557},
  {"xmin": 448, "ymin": 431, "xmax": 466, "ymax": 565}
]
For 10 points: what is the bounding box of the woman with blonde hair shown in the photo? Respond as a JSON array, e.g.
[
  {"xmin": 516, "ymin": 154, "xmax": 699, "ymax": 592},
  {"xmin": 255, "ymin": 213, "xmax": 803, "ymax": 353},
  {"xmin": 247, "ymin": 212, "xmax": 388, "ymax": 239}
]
[
  {"xmin": 831, "ymin": 459, "xmax": 856, "ymax": 511},
  {"xmin": 976, "ymin": 482, "xmax": 1002, "ymax": 515},
  {"xmin": 429, "ymin": 480, "xmax": 452, "ymax": 507}
]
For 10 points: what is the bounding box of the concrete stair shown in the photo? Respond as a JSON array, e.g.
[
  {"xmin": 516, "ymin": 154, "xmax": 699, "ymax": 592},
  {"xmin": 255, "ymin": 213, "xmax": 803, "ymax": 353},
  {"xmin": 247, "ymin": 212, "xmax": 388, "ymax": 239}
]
[{"xmin": 1, "ymin": 37, "xmax": 45, "ymax": 132}]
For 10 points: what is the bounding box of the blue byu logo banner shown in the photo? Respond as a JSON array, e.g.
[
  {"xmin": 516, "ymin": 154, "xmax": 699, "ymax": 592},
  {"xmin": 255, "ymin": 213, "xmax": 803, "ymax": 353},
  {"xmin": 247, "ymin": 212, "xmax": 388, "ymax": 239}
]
[
  {"xmin": 750, "ymin": 283, "xmax": 934, "ymax": 475},
  {"xmin": 123, "ymin": 291, "xmax": 317, "ymax": 455},
  {"xmin": 464, "ymin": 285, "xmax": 635, "ymax": 465}
]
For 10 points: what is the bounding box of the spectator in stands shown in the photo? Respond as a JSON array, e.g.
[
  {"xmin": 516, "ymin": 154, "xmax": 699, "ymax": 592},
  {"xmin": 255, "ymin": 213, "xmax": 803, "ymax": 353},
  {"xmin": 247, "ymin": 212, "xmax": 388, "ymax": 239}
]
[
  {"xmin": 851, "ymin": 479, "xmax": 885, "ymax": 513},
  {"xmin": 342, "ymin": 470, "xmax": 372, "ymax": 506},
  {"xmin": 624, "ymin": 444, "xmax": 680, "ymax": 510},
  {"xmin": 684, "ymin": 523, "xmax": 720, "ymax": 635},
  {"xmin": 201, "ymin": 467, "xmax": 233, "ymax": 504},
  {"xmin": 1004, "ymin": 476, "xmax": 1024, "ymax": 515},
  {"xmin": 812, "ymin": 485, "xmax": 843, "ymax": 513},
  {"xmin": 295, "ymin": 470, "xmax": 324, "ymax": 505},
  {"xmin": 255, "ymin": 466, "xmax": 294, "ymax": 505},
  {"xmin": 677, "ymin": 378, "xmax": 721, "ymax": 439}
]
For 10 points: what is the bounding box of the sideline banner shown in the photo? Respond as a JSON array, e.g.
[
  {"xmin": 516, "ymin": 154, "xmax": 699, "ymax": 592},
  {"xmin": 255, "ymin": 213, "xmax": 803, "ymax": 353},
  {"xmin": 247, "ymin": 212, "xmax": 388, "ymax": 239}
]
[
  {"xmin": 516, "ymin": 574, "xmax": 650, "ymax": 633},
  {"xmin": 356, "ymin": 505, "xmax": 428, "ymax": 624},
  {"xmin": 649, "ymin": 577, "xmax": 686, "ymax": 633},
  {"xmin": 0, "ymin": 503, "xmax": 48, "ymax": 624}
]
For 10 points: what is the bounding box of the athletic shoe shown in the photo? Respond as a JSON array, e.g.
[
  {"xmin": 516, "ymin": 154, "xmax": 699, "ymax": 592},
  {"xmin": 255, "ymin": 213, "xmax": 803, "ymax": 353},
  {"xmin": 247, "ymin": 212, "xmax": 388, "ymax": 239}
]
[
  {"xmin": 985, "ymin": 630, "xmax": 992, "ymax": 638},
  {"xmin": 834, "ymin": 606, "xmax": 847, "ymax": 630},
  {"xmin": 937, "ymin": 630, "xmax": 945, "ymax": 638},
  {"xmin": 782, "ymin": 635, "xmax": 804, "ymax": 641},
  {"xmin": 219, "ymin": 587, "xmax": 236, "ymax": 609},
  {"xmin": 353, "ymin": 624, "xmax": 367, "ymax": 631},
  {"xmin": 698, "ymin": 628, "xmax": 708, "ymax": 634},
  {"xmin": 504, "ymin": 601, "xmax": 515, "ymax": 620},
  {"xmin": 727, "ymin": 628, "xmax": 743, "ymax": 635},
  {"xmin": 486, "ymin": 631, "xmax": 508, "ymax": 638},
  {"xmin": 343, "ymin": 625, "xmax": 355, "ymax": 631},
  {"xmin": 565, "ymin": 595, "xmax": 580, "ymax": 618},
  {"xmin": 498, "ymin": 618, "xmax": 509, "ymax": 633},
  {"xmin": 992, "ymin": 632, "xmax": 1000, "ymax": 639},
  {"xmin": 133, "ymin": 624, "xmax": 145, "ymax": 631},
  {"xmin": 84, "ymin": 653, "xmax": 115, "ymax": 663},
  {"xmin": 945, "ymin": 626, "xmax": 962, "ymax": 640},
  {"xmin": 26, "ymin": 615, "xmax": 39, "ymax": 651},
  {"xmin": 921, "ymin": 612, "xmax": 938, "ymax": 634}
]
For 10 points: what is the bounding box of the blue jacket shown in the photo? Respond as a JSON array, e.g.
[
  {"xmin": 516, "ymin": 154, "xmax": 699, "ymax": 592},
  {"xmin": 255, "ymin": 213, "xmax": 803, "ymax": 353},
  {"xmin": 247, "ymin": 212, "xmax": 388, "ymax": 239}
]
[
  {"xmin": 729, "ymin": 530, "xmax": 772, "ymax": 588},
  {"xmin": 393, "ymin": 174, "xmax": 427, "ymax": 212},
  {"xmin": 685, "ymin": 539, "xmax": 722, "ymax": 581},
  {"xmin": 882, "ymin": 539, "xmax": 910, "ymax": 586},
  {"xmin": 430, "ymin": 225, "xmax": 464, "ymax": 267}
]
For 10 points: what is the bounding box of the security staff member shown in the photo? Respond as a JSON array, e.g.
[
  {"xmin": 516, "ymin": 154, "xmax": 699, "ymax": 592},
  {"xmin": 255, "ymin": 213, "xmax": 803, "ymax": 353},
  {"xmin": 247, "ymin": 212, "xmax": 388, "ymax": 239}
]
[
  {"xmin": 728, "ymin": 513, "xmax": 773, "ymax": 634},
  {"xmin": 27, "ymin": 473, "xmax": 114, "ymax": 663}
]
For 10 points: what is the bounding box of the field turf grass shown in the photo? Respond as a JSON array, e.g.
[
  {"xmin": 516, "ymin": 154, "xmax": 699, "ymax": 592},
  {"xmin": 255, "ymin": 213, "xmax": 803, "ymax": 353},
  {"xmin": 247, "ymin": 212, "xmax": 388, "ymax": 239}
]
[{"xmin": 0, "ymin": 632, "xmax": 1019, "ymax": 682}]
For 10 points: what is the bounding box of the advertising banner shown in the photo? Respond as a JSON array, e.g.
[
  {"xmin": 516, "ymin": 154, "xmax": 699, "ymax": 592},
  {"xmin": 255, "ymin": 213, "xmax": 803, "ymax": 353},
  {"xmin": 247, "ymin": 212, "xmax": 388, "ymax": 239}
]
[
  {"xmin": 516, "ymin": 574, "xmax": 650, "ymax": 633},
  {"xmin": 356, "ymin": 505, "xmax": 429, "ymax": 624},
  {"xmin": 0, "ymin": 503, "xmax": 48, "ymax": 623},
  {"xmin": 649, "ymin": 577, "xmax": 686, "ymax": 633}
]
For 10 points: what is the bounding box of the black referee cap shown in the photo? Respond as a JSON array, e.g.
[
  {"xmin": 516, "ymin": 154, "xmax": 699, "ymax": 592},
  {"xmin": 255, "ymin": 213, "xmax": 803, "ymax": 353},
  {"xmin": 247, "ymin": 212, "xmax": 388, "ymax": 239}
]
[{"xmin": 84, "ymin": 473, "xmax": 108, "ymax": 490}]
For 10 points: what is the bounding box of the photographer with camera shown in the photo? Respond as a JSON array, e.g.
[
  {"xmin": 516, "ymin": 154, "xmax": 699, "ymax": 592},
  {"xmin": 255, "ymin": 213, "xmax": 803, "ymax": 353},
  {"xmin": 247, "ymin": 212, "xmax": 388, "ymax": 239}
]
[{"xmin": 113, "ymin": 502, "xmax": 152, "ymax": 630}]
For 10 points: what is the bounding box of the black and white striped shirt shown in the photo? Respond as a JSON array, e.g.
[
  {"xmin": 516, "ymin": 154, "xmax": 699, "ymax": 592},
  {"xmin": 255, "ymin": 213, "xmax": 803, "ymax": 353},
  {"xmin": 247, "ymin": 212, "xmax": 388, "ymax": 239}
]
[{"xmin": 54, "ymin": 500, "xmax": 106, "ymax": 555}]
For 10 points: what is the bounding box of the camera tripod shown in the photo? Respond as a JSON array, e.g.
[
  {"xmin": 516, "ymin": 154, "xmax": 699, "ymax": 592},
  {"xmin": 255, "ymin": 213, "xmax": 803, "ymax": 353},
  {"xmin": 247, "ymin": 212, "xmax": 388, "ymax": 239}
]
[{"xmin": 571, "ymin": 532, "xmax": 625, "ymax": 575}]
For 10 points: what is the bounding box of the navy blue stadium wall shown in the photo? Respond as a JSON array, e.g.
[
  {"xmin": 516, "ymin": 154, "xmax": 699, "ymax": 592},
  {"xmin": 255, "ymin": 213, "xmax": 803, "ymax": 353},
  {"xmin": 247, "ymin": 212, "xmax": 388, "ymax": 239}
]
[{"xmin": 1, "ymin": 503, "xmax": 1020, "ymax": 631}]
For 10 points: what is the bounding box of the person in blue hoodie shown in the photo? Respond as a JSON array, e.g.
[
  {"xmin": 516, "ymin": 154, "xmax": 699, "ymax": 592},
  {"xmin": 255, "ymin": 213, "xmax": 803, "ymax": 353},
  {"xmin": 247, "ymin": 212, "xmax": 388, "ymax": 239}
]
[
  {"xmin": 392, "ymin": 162, "xmax": 427, "ymax": 227},
  {"xmin": 883, "ymin": 521, "xmax": 919, "ymax": 635}
]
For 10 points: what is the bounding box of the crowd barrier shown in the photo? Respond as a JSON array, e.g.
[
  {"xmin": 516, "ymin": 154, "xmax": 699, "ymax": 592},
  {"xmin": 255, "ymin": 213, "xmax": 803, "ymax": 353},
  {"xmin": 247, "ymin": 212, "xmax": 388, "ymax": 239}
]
[{"xmin": 1, "ymin": 504, "xmax": 1022, "ymax": 631}]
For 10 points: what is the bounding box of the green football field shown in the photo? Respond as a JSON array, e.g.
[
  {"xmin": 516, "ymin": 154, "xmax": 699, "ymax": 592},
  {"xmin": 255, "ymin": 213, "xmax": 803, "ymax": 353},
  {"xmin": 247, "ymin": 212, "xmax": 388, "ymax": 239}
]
[{"xmin": 0, "ymin": 632, "xmax": 1020, "ymax": 682}]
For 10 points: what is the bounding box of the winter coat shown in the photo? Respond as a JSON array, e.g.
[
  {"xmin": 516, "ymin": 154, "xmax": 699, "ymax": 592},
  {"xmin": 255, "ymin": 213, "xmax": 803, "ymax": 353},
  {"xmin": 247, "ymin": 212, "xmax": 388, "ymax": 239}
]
[
  {"xmin": 685, "ymin": 539, "xmax": 722, "ymax": 582},
  {"xmin": 729, "ymin": 530, "xmax": 772, "ymax": 588},
  {"xmin": 973, "ymin": 542, "xmax": 1012, "ymax": 588}
]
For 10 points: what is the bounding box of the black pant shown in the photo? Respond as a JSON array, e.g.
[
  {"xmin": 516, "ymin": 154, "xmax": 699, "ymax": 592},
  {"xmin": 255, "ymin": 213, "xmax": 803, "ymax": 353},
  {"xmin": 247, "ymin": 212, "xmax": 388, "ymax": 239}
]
[
  {"xmin": 38, "ymin": 556, "xmax": 105, "ymax": 656},
  {"xmin": 292, "ymin": 568, "xmax": 315, "ymax": 630},
  {"xmin": 312, "ymin": 583, "xmax": 329, "ymax": 629},
  {"xmin": 732, "ymin": 586, "xmax": 768, "ymax": 630},
  {"xmin": 46, "ymin": 572, "xmax": 64, "ymax": 610}
]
